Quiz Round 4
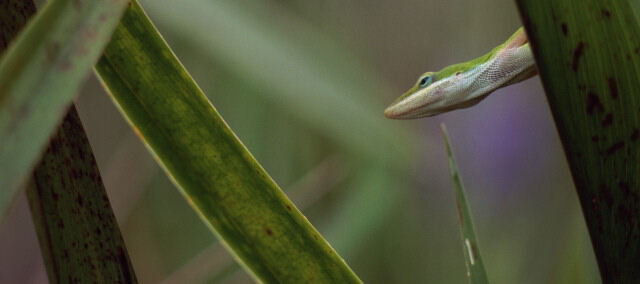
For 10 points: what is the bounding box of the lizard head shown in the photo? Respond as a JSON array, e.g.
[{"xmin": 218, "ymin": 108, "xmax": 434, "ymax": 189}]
[
  {"xmin": 384, "ymin": 27, "xmax": 533, "ymax": 120},
  {"xmin": 384, "ymin": 61, "xmax": 480, "ymax": 119},
  {"xmin": 383, "ymin": 71, "xmax": 442, "ymax": 119}
]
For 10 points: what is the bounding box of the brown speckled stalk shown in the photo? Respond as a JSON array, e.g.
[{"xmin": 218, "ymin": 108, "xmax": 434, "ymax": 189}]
[
  {"xmin": 516, "ymin": 1, "xmax": 640, "ymax": 281},
  {"xmin": 26, "ymin": 108, "xmax": 137, "ymax": 283}
]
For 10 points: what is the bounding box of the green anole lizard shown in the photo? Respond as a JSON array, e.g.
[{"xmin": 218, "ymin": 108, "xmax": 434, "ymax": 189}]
[{"xmin": 384, "ymin": 28, "xmax": 537, "ymax": 119}]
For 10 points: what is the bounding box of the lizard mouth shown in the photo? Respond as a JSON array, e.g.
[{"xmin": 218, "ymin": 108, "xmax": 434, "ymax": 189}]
[{"xmin": 384, "ymin": 94, "xmax": 432, "ymax": 119}]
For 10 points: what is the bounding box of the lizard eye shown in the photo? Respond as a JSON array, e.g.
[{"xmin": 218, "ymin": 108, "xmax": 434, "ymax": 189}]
[{"xmin": 419, "ymin": 76, "xmax": 432, "ymax": 88}]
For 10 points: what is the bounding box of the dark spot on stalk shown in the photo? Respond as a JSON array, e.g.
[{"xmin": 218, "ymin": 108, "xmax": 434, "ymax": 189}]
[
  {"xmin": 561, "ymin": 23, "xmax": 568, "ymax": 36},
  {"xmin": 72, "ymin": 0, "xmax": 83, "ymax": 9},
  {"xmin": 44, "ymin": 42, "xmax": 60, "ymax": 62},
  {"xmin": 285, "ymin": 205, "xmax": 292, "ymax": 211},
  {"xmin": 631, "ymin": 129, "xmax": 639, "ymax": 141},
  {"xmin": 83, "ymin": 28, "xmax": 97, "ymax": 40},
  {"xmin": 58, "ymin": 59, "xmax": 73, "ymax": 71},
  {"xmin": 264, "ymin": 227, "xmax": 273, "ymax": 236},
  {"xmin": 602, "ymin": 113, "xmax": 613, "ymax": 127},
  {"xmin": 572, "ymin": 42, "xmax": 585, "ymax": 72},
  {"xmin": 607, "ymin": 78, "xmax": 618, "ymax": 99},
  {"xmin": 617, "ymin": 206, "xmax": 635, "ymax": 228},
  {"xmin": 605, "ymin": 141, "xmax": 625, "ymax": 155},
  {"xmin": 599, "ymin": 184, "xmax": 613, "ymax": 207},
  {"xmin": 586, "ymin": 92, "xmax": 604, "ymax": 114},
  {"xmin": 601, "ymin": 9, "xmax": 612, "ymax": 19},
  {"xmin": 619, "ymin": 182, "xmax": 631, "ymax": 193}
]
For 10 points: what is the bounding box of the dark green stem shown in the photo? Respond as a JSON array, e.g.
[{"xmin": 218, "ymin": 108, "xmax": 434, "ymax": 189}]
[{"xmin": 516, "ymin": 0, "xmax": 640, "ymax": 281}]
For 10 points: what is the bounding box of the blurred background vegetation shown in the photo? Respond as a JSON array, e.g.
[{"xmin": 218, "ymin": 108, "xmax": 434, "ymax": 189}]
[{"xmin": 0, "ymin": 0, "xmax": 601, "ymax": 282}]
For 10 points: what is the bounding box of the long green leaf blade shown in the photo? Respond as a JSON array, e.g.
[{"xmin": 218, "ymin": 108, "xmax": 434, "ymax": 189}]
[
  {"xmin": 95, "ymin": 1, "xmax": 361, "ymax": 282},
  {"xmin": 0, "ymin": 0, "xmax": 128, "ymax": 210},
  {"xmin": 27, "ymin": 107, "xmax": 138, "ymax": 283},
  {"xmin": 516, "ymin": 1, "xmax": 640, "ymax": 281},
  {"xmin": 440, "ymin": 124, "xmax": 488, "ymax": 284}
]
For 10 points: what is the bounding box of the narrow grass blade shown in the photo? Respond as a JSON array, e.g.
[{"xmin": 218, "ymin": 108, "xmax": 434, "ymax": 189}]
[
  {"xmin": 516, "ymin": 0, "xmax": 640, "ymax": 281},
  {"xmin": 27, "ymin": 107, "xmax": 137, "ymax": 283},
  {"xmin": 440, "ymin": 124, "xmax": 488, "ymax": 284},
  {"xmin": 0, "ymin": 0, "xmax": 128, "ymax": 211},
  {"xmin": 95, "ymin": 1, "xmax": 361, "ymax": 282}
]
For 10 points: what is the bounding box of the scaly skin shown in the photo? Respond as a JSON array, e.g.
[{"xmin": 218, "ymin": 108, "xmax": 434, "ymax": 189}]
[{"xmin": 384, "ymin": 28, "xmax": 537, "ymax": 119}]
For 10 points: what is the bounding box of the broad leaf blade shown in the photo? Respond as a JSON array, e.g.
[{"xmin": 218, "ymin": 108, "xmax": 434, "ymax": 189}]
[
  {"xmin": 0, "ymin": 0, "xmax": 128, "ymax": 211},
  {"xmin": 95, "ymin": 1, "xmax": 361, "ymax": 282},
  {"xmin": 160, "ymin": 156, "xmax": 347, "ymax": 284},
  {"xmin": 441, "ymin": 124, "xmax": 489, "ymax": 284}
]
